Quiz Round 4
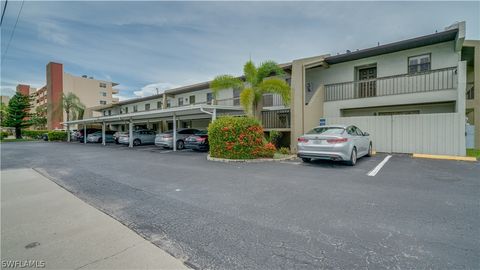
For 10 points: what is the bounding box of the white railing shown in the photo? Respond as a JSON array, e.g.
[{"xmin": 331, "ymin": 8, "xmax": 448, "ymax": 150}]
[{"xmin": 325, "ymin": 67, "xmax": 457, "ymax": 101}]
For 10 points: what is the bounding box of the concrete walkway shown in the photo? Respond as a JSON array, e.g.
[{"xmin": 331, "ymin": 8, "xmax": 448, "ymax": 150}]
[{"xmin": 1, "ymin": 168, "xmax": 188, "ymax": 270}]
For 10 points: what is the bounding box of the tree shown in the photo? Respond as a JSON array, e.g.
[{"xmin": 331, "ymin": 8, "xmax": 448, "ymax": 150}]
[
  {"xmin": 62, "ymin": 92, "xmax": 85, "ymax": 139},
  {"xmin": 30, "ymin": 106, "xmax": 47, "ymax": 130},
  {"xmin": 62, "ymin": 92, "xmax": 85, "ymax": 122},
  {"xmin": 210, "ymin": 60, "xmax": 290, "ymax": 118},
  {"xmin": 0, "ymin": 102, "xmax": 8, "ymax": 126},
  {"xmin": 4, "ymin": 93, "xmax": 32, "ymax": 138}
]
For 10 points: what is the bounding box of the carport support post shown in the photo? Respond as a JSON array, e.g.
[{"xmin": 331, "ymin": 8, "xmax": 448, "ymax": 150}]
[
  {"xmin": 67, "ymin": 124, "xmax": 70, "ymax": 142},
  {"xmin": 173, "ymin": 113, "xmax": 177, "ymax": 152},
  {"xmin": 128, "ymin": 120, "xmax": 133, "ymax": 148},
  {"xmin": 83, "ymin": 125, "xmax": 87, "ymax": 144},
  {"xmin": 102, "ymin": 122, "xmax": 106, "ymax": 146},
  {"xmin": 212, "ymin": 108, "xmax": 217, "ymax": 121}
]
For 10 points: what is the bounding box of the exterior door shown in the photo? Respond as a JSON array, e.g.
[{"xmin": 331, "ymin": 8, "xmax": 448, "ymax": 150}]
[{"xmin": 358, "ymin": 67, "xmax": 377, "ymax": 98}]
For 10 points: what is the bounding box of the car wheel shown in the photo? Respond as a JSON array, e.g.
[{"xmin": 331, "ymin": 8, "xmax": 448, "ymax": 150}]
[
  {"xmin": 347, "ymin": 147, "xmax": 357, "ymax": 166},
  {"xmin": 301, "ymin": 158, "xmax": 311, "ymax": 163},
  {"xmin": 98, "ymin": 138, "xmax": 102, "ymax": 143},
  {"xmin": 133, "ymin": 139, "xmax": 141, "ymax": 146},
  {"xmin": 366, "ymin": 143, "xmax": 373, "ymax": 157},
  {"xmin": 177, "ymin": 140, "xmax": 184, "ymax": 150}
]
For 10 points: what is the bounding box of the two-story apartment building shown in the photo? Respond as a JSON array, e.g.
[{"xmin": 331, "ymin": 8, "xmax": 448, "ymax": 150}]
[{"xmin": 66, "ymin": 21, "xmax": 477, "ymax": 155}]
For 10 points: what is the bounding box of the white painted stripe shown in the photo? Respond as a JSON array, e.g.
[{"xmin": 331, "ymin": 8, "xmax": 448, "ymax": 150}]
[{"xmin": 367, "ymin": 155, "xmax": 392, "ymax": 176}]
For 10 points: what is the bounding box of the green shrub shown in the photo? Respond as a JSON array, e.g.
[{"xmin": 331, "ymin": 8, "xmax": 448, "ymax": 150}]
[
  {"xmin": 48, "ymin": 131, "xmax": 67, "ymax": 141},
  {"xmin": 268, "ymin": 130, "xmax": 281, "ymax": 146},
  {"xmin": 0, "ymin": 131, "xmax": 9, "ymax": 140},
  {"xmin": 208, "ymin": 116, "xmax": 276, "ymax": 159},
  {"xmin": 278, "ymin": 147, "xmax": 290, "ymax": 155},
  {"xmin": 22, "ymin": 130, "xmax": 49, "ymax": 139}
]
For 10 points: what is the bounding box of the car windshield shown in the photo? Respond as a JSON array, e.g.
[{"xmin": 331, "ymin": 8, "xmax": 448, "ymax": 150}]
[
  {"xmin": 307, "ymin": 127, "xmax": 344, "ymax": 135},
  {"xmin": 194, "ymin": 130, "xmax": 208, "ymax": 135}
]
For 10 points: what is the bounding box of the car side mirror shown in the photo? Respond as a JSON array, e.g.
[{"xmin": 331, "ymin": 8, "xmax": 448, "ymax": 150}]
[{"xmin": 363, "ymin": 132, "xmax": 369, "ymax": 136}]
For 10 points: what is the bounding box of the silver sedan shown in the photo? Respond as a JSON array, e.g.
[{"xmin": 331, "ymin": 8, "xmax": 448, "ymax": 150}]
[{"xmin": 297, "ymin": 125, "xmax": 372, "ymax": 166}]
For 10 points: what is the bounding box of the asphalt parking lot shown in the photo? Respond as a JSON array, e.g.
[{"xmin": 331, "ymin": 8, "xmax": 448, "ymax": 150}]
[{"xmin": 1, "ymin": 141, "xmax": 479, "ymax": 269}]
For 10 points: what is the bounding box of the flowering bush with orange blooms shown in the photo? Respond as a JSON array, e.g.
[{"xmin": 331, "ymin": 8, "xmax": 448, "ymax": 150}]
[{"xmin": 208, "ymin": 116, "xmax": 276, "ymax": 159}]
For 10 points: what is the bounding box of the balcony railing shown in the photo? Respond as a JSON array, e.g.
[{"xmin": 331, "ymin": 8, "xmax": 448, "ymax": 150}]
[
  {"xmin": 466, "ymin": 83, "xmax": 474, "ymax": 100},
  {"xmin": 325, "ymin": 67, "xmax": 457, "ymax": 101},
  {"xmin": 262, "ymin": 109, "xmax": 290, "ymax": 129},
  {"xmin": 262, "ymin": 93, "xmax": 285, "ymax": 108}
]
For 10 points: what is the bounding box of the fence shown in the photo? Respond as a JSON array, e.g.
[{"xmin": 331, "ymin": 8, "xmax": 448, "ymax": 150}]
[{"xmin": 325, "ymin": 112, "xmax": 466, "ymax": 156}]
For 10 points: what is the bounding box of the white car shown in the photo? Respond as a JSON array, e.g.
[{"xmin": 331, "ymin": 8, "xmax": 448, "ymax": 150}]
[{"xmin": 297, "ymin": 125, "xmax": 373, "ymax": 166}]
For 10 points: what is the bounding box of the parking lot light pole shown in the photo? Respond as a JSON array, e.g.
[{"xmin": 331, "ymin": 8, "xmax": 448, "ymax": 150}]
[
  {"xmin": 102, "ymin": 122, "xmax": 106, "ymax": 146},
  {"xmin": 128, "ymin": 119, "xmax": 133, "ymax": 148},
  {"xmin": 173, "ymin": 113, "xmax": 177, "ymax": 152},
  {"xmin": 84, "ymin": 124, "xmax": 87, "ymax": 144}
]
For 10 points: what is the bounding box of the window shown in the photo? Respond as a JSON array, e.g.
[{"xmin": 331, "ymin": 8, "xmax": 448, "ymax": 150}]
[
  {"xmin": 145, "ymin": 104, "xmax": 150, "ymax": 111},
  {"xmin": 178, "ymin": 97, "xmax": 184, "ymax": 106},
  {"xmin": 103, "ymin": 111, "xmax": 107, "ymax": 116},
  {"xmin": 100, "ymin": 100, "xmax": 107, "ymax": 105},
  {"xmin": 108, "ymin": 110, "xmax": 111, "ymax": 116},
  {"xmin": 189, "ymin": 95, "xmax": 195, "ymax": 105},
  {"xmin": 233, "ymin": 89, "xmax": 241, "ymax": 106},
  {"xmin": 408, "ymin": 54, "xmax": 430, "ymax": 74},
  {"xmin": 100, "ymin": 91, "xmax": 107, "ymax": 97},
  {"xmin": 206, "ymin": 93, "xmax": 213, "ymax": 104},
  {"xmin": 125, "ymin": 107, "xmax": 128, "ymax": 113},
  {"xmin": 133, "ymin": 105, "xmax": 138, "ymax": 112},
  {"xmin": 346, "ymin": 126, "xmax": 357, "ymax": 136},
  {"xmin": 307, "ymin": 127, "xmax": 344, "ymax": 135},
  {"xmin": 157, "ymin": 101, "xmax": 162, "ymax": 109},
  {"xmin": 99, "ymin": 82, "xmax": 107, "ymax": 88},
  {"xmin": 167, "ymin": 100, "xmax": 171, "ymax": 108}
]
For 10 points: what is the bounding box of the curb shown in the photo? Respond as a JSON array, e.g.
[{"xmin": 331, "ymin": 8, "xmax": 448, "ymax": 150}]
[
  {"xmin": 412, "ymin": 153, "xmax": 477, "ymax": 162},
  {"xmin": 207, "ymin": 154, "xmax": 297, "ymax": 163}
]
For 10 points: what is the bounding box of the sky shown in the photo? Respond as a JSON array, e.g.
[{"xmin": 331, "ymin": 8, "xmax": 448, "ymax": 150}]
[{"xmin": 1, "ymin": 1, "xmax": 479, "ymax": 101}]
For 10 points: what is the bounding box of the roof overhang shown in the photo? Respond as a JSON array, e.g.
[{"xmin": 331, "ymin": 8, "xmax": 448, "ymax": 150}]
[
  {"xmin": 62, "ymin": 104, "xmax": 244, "ymax": 125},
  {"xmin": 324, "ymin": 26, "xmax": 461, "ymax": 65}
]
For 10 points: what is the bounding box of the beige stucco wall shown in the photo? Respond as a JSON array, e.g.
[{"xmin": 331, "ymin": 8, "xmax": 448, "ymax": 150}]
[{"xmin": 63, "ymin": 73, "xmax": 118, "ymax": 120}]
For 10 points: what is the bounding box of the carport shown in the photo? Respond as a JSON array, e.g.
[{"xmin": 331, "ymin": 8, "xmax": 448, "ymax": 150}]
[{"xmin": 63, "ymin": 104, "xmax": 244, "ymax": 151}]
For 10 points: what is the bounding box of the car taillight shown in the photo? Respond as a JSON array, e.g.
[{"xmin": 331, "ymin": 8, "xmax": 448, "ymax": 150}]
[
  {"xmin": 327, "ymin": 138, "xmax": 348, "ymax": 144},
  {"xmin": 297, "ymin": 137, "xmax": 309, "ymax": 143},
  {"xmin": 196, "ymin": 137, "xmax": 206, "ymax": 142}
]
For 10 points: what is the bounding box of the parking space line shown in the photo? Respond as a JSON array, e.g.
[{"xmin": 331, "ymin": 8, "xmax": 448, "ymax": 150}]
[{"xmin": 367, "ymin": 155, "xmax": 392, "ymax": 176}]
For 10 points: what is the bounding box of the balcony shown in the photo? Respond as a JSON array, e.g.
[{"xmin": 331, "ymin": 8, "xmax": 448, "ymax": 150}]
[
  {"xmin": 466, "ymin": 83, "xmax": 474, "ymax": 100},
  {"xmin": 262, "ymin": 109, "xmax": 290, "ymax": 129},
  {"xmin": 112, "ymin": 89, "xmax": 119, "ymax": 94},
  {"xmin": 324, "ymin": 67, "xmax": 457, "ymax": 101}
]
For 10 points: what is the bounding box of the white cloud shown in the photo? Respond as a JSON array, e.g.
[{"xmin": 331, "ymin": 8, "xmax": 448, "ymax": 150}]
[
  {"xmin": 133, "ymin": 82, "xmax": 179, "ymax": 98},
  {"xmin": 37, "ymin": 21, "xmax": 69, "ymax": 45},
  {"xmin": 113, "ymin": 94, "xmax": 133, "ymax": 102}
]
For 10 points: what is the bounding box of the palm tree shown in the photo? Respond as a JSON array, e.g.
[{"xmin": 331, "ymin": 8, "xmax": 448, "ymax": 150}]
[
  {"xmin": 62, "ymin": 93, "xmax": 85, "ymax": 139},
  {"xmin": 210, "ymin": 60, "xmax": 290, "ymax": 118}
]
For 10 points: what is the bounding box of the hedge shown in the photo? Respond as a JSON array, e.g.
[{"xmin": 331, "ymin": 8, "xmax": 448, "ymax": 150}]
[
  {"xmin": 22, "ymin": 130, "xmax": 49, "ymax": 139},
  {"xmin": 48, "ymin": 131, "xmax": 67, "ymax": 141},
  {"xmin": 208, "ymin": 116, "xmax": 276, "ymax": 159},
  {"xmin": 0, "ymin": 131, "xmax": 9, "ymax": 140}
]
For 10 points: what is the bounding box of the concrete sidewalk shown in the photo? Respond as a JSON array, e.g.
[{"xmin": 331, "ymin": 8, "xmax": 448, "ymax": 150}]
[{"xmin": 1, "ymin": 168, "xmax": 188, "ymax": 270}]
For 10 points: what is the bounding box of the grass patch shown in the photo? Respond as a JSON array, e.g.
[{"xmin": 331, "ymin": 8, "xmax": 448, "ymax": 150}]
[
  {"xmin": 273, "ymin": 153, "xmax": 293, "ymax": 159},
  {"xmin": 0, "ymin": 138, "xmax": 38, "ymax": 143},
  {"xmin": 466, "ymin": 149, "xmax": 480, "ymax": 160}
]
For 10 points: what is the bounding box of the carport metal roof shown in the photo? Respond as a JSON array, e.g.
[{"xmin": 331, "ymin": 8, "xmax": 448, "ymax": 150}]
[{"xmin": 62, "ymin": 104, "xmax": 244, "ymax": 125}]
